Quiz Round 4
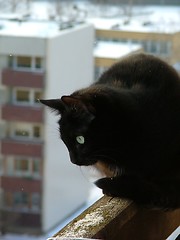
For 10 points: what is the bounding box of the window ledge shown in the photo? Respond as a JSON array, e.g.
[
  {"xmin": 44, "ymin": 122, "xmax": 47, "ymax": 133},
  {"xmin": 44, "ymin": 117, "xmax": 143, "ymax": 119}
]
[{"xmin": 53, "ymin": 195, "xmax": 180, "ymax": 239}]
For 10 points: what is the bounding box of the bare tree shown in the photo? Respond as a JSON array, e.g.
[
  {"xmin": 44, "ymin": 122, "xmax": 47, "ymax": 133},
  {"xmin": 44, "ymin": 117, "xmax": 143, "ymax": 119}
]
[
  {"xmin": 122, "ymin": 0, "xmax": 134, "ymax": 19},
  {"xmin": 0, "ymin": 0, "xmax": 32, "ymax": 14},
  {"xmin": 8, "ymin": 0, "xmax": 19, "ymax": 13},
  {"xmin": 54, "ymin": 0, "xmax": 62, "ymax": 17},
  {"xmin": 0, "ymin": 1, "xmax": 9, "ymax": 12},
  {"xmin": 25, "ymin": 0, "xmax": 32, "ymax": 13}
]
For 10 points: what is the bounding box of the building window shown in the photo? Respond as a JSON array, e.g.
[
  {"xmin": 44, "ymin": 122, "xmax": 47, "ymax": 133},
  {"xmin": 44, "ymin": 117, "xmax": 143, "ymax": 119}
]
[
  {"xmin": 14, "ymin": 192, "xmax": 41, "ymax": 211},
  {"xmin": 13, "ymin": 157, "xmax": 41, "ymax": 178},
  {"xmin": 159, "ymin": 41, "xmax": 171, "ymax": 56},
  {"xmin": 14, "ymin": 126, "xmax": 30, "ymax": 138},
  {"xmin": 32, "ymin": 159, "xmax": 41, "ymax": 179},
  {"xmin": 4, "ymin": 191, "xmax": 13, "ymax": 208},
  {"xmin": 4, "ymin": 191, "xmax": 41, "ymax": 212},
  {"xmin": 16, "ymin": 90, "xmax": 30, "ymax": 103},
  {"xmin": 15, "ymin": 159, "xmax": 29, "ymax": 172},
  {"xmin": 34, "ymin": 91, "xmax": 42, "ymax": 103},
  {"xmin": 8, "ymin": 55, "xmax": 43, "ymax": 71},
  {"xmin": 141, "ymin": 40, "xmax": 171, "ymax": 56},
  {"xmin": 13, "ymin": 192, "xmax": 29, "ymax": 210},
  {"xmin": 33, "ymin": 160, "xmax": 39, "ymax": 173},
  {"xmin": 13, "ymin": 88, "xmax": 42, "ymax": 106},
  {"xmin": 33, "ymin": 159, "xmax": 40, "ymax": 173},
  {"xmin": 33, "ymin": 126, "xmax": 40, "ymax": 138},
  {"xmin": 11, "ymin": 123, "xmax": 42, "ymax": 141},
  {"xmin": 35, "ymin": 57, "xmax": 42, "ymax": 69},
  {"xmin": 17, "ymin": 56, "xmax": 31, "ymax": 68},
  {"xmin": 31, "ymin": 193, "xmax": 41, "ymax": 211},
  {"xmin": 149, "ymin": 41, "xmax": 157, "ymax": 54},
  {"xmin": 14, "ymin": 158, "xmax": 31, "ymax": 177}
]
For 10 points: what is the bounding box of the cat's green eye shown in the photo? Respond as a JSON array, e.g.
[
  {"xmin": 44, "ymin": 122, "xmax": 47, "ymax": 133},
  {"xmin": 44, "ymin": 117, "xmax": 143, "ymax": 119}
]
[{"xmin": 76, "ymin": 136, "xmax": 85, "ymax": 144}]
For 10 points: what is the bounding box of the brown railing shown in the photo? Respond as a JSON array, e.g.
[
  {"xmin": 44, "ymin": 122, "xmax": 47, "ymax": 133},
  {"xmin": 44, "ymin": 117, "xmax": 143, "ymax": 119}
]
[
  {"xmin": 2, "ymin": 68, "xmax": 44, "ymax": 88},
  {"xmin": 1, "ymin": 104, "xmax": 44, "ymax": 123},
  {"xmin": 53, "ymin": 196, "xmax": 180, "ymax": 240},
  {"xmin": 1, "ymin": 139, "xmax": 43, "ymax": 157}
]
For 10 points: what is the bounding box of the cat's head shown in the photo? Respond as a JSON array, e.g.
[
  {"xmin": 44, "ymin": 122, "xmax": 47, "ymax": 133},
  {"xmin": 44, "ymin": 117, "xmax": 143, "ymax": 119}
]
[
  {"xmin": 40, "ymin": 86, "xmax": 137, "ymax": 168},
  {"xmin": 40, "ymin": 94, "xmax": 94, "ymax": 166}
]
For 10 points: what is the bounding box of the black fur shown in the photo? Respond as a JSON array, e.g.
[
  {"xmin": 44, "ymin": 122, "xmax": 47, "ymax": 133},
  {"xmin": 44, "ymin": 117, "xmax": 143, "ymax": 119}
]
[{"xmin": 41, "ymin": 53, "xmax": 180, "ymax": 209}]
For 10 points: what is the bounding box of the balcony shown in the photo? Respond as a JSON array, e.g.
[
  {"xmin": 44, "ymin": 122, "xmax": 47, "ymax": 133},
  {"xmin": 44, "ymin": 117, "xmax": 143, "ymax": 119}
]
[
  {"xmin": 0, "ymin": 176, "xmax": 41, "ymax": 192},
  {"xmin": 1, "ymin": 139, "xmax": 43, "ymax": 158},
  {"xmin": 54, "ymin": 196, "xmax": 180, "ymax": 240},
  {"xmin": 0, "ymin": 210, "xmax": 41, "ymax": 233},
  {"xmin": 2, "ymin": 68, "xmax": 44, "ymax": 88},
  {"xmin": 1, "ymin": 104, "xmax": 44, "ymax": 123}
]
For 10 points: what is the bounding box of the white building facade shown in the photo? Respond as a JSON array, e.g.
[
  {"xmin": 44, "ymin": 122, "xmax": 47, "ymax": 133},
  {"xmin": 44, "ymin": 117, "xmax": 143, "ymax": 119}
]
[{"xmin": 0, "ymin": 21, "xmax": 94, "ymax": 233}]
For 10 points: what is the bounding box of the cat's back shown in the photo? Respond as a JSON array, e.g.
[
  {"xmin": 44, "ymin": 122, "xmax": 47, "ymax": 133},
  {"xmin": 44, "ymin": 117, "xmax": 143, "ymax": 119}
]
[{"xmin": 97, "ymin": 53, "xmax": 180, "ymax": 91}]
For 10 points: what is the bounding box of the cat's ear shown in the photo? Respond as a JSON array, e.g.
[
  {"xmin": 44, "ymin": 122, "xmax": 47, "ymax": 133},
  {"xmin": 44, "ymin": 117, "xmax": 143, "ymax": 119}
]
[
  {"xmin": 61, "ymin": 95, "xmax": 96, "ymax": 118},
  {"xmin": 39, "ymin": 99, "xmax": 66, "ymax": 114},
  {"xmin": 61, "ymin": 95, "xmax": 87, "ymax": 111},
  {"xmin": 40, "ymin": 96, "xmax": 95, "ymax": 119}
]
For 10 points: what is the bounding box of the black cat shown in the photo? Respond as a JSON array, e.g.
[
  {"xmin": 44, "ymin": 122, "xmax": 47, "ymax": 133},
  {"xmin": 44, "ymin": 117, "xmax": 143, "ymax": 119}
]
[{"xmin": 40, "ymin": 53, "xmax": 180, "ymax": 210}]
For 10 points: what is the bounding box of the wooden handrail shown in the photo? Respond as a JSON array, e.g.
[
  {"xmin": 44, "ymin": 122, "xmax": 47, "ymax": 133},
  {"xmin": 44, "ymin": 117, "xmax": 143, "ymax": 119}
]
[{"xmin": 53, "ymin": 196, "xmax": 180, "ymax": 240}]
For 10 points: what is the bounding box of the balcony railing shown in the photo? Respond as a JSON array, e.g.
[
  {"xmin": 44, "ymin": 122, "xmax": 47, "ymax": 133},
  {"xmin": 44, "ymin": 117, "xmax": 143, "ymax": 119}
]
[
  {"xmin": 1, "ymin": 104, "xmax": 44, "ymax": 123},
  {"xmin": 0, "ymin": 176, "xmax": 41, "ymax": 192},
  {"xmin": 2, "ymin": 68, "xmax": 44, "ymax": 88},
  {"xmin": 1, "ymin": 139, "xmax": 43, "ymax": 157},
  {"xmin": 53, "ymin": 196, "xmax": 180, "ymax": 240}
]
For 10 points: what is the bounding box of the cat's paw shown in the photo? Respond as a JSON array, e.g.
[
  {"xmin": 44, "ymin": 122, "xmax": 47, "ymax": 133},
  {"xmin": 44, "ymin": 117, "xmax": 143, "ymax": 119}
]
[{"xmin": 95, "ymin": 177, "xmax": 115, "ymax": 197}]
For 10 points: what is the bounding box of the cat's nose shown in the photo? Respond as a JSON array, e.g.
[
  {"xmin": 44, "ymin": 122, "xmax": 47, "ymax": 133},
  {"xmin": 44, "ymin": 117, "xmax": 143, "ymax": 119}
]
[{"xmin": 69, "ymin": 152, "xmax": 78, "ymax": 165}]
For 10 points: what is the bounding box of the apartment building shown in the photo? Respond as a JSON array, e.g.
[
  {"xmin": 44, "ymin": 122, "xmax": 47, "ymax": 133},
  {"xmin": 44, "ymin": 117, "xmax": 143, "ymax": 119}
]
[
  {"xmin": 0, "ymin": 20, "xmax": 94, "ymax": 233},
  {"xmin": 88, "ymin": 6, "xmax": 180, "ymax": 67},
  {"xmin": 94, "ymin": 40, "xmax": 143, "ymax": 80}
]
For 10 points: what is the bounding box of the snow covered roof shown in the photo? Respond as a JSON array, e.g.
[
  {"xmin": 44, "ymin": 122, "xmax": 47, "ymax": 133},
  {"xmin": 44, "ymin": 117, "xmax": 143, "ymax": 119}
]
[
  {"xmin": 0, "ymin": 18, "xmax": 88, "ymax": 38},
  {"xmin": 1, "ymin": 5, "xmax": 180, "ymax": 38},
  {"xmin": 0, "ymin": 19, "xmax": 60, "ymax": 38},
  {"xmin": 0, "ymin": 1, "xmax": 87, "ymax": 38},
  {"xmin": 94, "ymin": 41, "xmax": 142, "ymax": 59},
  {"xmin": 87, "ymin": 6, "xmax": 180, "ymax": 34}
]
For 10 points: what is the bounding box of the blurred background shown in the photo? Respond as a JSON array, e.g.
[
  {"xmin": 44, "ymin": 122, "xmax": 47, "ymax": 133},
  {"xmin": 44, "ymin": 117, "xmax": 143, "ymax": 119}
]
[{"xmin": 0, "ymin": 0, "xmax": 180, "ymax": 239}]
